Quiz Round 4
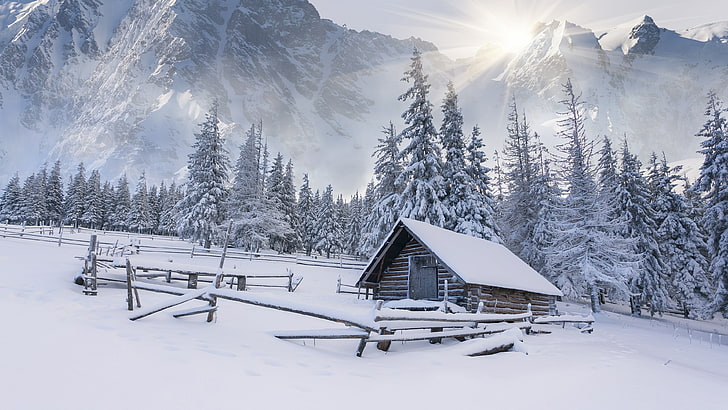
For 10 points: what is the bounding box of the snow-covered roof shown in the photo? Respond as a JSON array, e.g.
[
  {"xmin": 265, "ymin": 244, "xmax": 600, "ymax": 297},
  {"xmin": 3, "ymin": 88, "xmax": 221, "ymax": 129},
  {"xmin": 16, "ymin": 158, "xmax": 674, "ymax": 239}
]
[{"xmin": 367, "ymin": 218, "xmax": 562, "ymax": 297}]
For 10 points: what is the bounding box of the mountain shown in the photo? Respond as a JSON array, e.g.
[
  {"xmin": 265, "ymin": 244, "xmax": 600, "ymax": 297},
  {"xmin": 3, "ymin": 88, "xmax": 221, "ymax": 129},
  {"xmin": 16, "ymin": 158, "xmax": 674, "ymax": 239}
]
[
  {"xmin": 0, "ymin": 0, "xmax": 446, "ymax": 190},
  {"xmin": 0, "ymin": 2, "xmax": 727, "ymax": 192},
  {"xmin": 456, "ymin": 16, "xmax": 728, "ymax": 162}
]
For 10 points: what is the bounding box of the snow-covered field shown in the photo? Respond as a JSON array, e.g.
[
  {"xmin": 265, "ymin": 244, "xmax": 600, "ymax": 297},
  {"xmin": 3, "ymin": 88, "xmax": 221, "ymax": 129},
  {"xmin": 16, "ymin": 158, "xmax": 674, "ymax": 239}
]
[{"xmin": 1, "ymin": 232, "xmax": 727, "ymax": 410}]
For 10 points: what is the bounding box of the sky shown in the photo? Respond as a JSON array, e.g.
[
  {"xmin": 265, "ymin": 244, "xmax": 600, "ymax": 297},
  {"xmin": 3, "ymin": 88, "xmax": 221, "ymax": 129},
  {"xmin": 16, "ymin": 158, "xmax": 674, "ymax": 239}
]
[{"xmin": 311, "ymin": 0, "xmax": 728, "ymax": 59}]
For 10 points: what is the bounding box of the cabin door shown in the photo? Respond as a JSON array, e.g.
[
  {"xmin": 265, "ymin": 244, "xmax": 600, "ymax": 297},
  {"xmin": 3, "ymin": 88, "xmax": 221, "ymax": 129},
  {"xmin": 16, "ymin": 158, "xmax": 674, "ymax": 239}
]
[{"xmin": 409, "ymin": 255, "xmax": 438, "ymax": 300}]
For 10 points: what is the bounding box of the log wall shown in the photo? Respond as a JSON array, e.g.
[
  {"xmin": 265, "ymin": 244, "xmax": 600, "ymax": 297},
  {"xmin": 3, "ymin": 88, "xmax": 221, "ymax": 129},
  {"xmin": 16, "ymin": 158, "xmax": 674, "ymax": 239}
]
[
  {"xmin": 375, "ymin": 238, "xmax": 556, "ymax": 317},
  {"xmin": 377, "ymin": 239, "xmax": 465, "ymax": 303},
  {"xmin": 465, "ymin": 285, "xmax": 556, "ymax": 316}
]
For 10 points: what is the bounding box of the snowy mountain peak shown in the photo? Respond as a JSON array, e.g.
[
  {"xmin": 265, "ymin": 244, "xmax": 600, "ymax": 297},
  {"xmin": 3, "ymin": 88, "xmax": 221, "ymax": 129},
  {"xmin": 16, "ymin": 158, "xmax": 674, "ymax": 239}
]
[
  {"xmin": 681, "ymin": 21, "xmax": 728, "ymax": 43},
  {"xmin": 625, "ymin": 15, "xmax": 660, "ymax": 55}
]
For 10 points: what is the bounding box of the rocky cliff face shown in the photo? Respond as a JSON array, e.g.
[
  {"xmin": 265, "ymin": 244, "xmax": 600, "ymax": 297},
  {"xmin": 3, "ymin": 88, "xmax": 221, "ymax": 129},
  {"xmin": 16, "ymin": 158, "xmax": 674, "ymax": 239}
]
[
  {"xmin": 0, "ymin": 2, "xmax": 726, "ymax": 191},
  {"xmin": 0, "ymin": 0, "xmax": 439, "ymax": 188}
]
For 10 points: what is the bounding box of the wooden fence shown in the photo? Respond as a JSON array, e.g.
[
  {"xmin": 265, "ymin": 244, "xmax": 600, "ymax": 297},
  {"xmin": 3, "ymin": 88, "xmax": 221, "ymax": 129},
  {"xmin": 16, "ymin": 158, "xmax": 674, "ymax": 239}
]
[{"xmin": 0, "ymin": 223, "xmax": 368, "ymax": 271}]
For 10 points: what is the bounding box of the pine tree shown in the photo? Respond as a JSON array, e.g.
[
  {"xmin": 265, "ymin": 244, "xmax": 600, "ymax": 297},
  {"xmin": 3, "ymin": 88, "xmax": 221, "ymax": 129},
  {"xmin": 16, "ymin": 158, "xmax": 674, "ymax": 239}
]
[
  {"xmin": 528, "ymin": 143, "xmax": 561, "ymax": 275},
  {"xmin": 82, "ymin": 169, "xmax": 104, "ymax": 229},
  {"xmin": 111, "ymin": 175, "xmax": 131, "ymax": 232},
  {"xmin": 129, "ymin": 172, "xmax": 151, "ymax": 233},
  {"xmin": 20, "ymin": 173, "xmax": 37, "ymax": 224},
  {"xmin": 616, "ymin": 142, "xmax": 668, "ymax": 315},
  {"xmin": 100, "ymin": 182, "xmax": 115, "ymax": 230},
  {"xmin": 692, "ymin": 91, "xmax": 728, "ymax": 317},
  {"xmin": 297, "ymin": 174, "xmax": 316, "ymax": 256},
  {"xmin": 597, "ymin": 136, "xmax": 620, "ymax": 222},
  {"xmin": 150, "ymin": 183, "xmax": 164, "ymax": 234},
  {"xmin": 501, "ymin": 99, "xmax": 541, "ymax": 264},
  {"xmin": 0, "ymin": 174, "xmax": 22, "ymax": 223},
  {"xmin": 281, "ymin": 159, "xmax": 301, "ymax": 253},
  {"xmin": 65, "ymin": 163, "xmax": 87, "ymax": 228},
  {"xmin": 159, "ymin": 182, "xmax": 182, "ymax": 236},
  {"xmin": 648, "ymin": 154, "xmax": 711, "ymax": 318},
  {"xmin": 460, "ymin": 125, "xmax": 501, "ymax": 242},
  {"xmin": 29, "ymin": 166, "xmax": 48, "ymax": 225},
  {"xmin": 227, "ymin": 125, "xmax": 290, "ymax": 252},
  {"xmin": 314, "ymin": 185, "xmax": 341, "ymax": 258},
  {"xmin": 334, "ymin": 194, "xmax": 349, "ymax": 256},
  {"xmin": 175, "ymin": 102, "xmax": 230, "ymax": 248},
  {"xmin": 346, "ymin": 192, "xmax": 363, "ymax": 257},
  {"xmin": 545, "ymin": 80, "xmax": 632, "ymax": 313},
  {"xmin": 45, "ymin": 160, "xmax": 64, "ymax": 226},
  {"xmin": 395, "ymin": 48, "xmax": 448, "ymax": 226},
  {"xmin": 439, "ymin": 81, "xmax": 468, "ymax": 231},
  {"xmin": 360, "ymin": 122, "xmax": 403, "ymax": 255}
]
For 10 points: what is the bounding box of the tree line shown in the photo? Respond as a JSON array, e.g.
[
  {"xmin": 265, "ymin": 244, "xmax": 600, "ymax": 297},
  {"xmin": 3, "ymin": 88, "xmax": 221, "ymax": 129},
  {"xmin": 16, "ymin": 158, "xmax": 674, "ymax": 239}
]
[{"xmin": 2, "ymin": 49, "xmax": 727, "ymax": 319}]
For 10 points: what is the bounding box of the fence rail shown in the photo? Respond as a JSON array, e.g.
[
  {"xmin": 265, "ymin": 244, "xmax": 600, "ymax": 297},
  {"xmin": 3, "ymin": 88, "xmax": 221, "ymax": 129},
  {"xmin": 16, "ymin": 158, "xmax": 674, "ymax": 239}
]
[{"xmin": 0, "ymin": 223, "xmax": 368, "ymax": 271}]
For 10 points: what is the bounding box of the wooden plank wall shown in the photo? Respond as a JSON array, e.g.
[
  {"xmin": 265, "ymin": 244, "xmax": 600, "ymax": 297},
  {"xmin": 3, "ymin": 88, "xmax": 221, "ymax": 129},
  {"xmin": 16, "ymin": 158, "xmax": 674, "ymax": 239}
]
[
  {"xmin": 376, "ymin": 237, "xmax": 556, "ymax": 316},
  {"xmin": 377, "ymin": 238, "xmax": 465, "ymax": 303},
  {"xmin": 465, "ymin": 285, "xmax": 555, "ymax": 316}
]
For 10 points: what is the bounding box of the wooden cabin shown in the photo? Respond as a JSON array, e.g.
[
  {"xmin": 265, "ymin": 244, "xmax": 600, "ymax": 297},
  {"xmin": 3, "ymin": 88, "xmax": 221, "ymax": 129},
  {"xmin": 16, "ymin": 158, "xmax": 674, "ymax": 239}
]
[{"xmin": 357, "ymin": 218, "xmax": 563, "ymax": 316}]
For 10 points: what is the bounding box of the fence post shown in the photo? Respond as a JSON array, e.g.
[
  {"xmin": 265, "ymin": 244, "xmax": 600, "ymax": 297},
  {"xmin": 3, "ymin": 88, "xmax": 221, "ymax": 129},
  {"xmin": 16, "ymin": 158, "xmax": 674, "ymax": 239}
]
[
  {"xmin": 219, "ymin": 219, "xmax": 233, "ymax": 270},
  {"xmin": 190, "ymin": 244, "xmax": 195, "ymax": 259},
  {"xmin": 288, "ymin": 269, "xmax": 294, "ymax": 292},
  {"xmin": 126, "ymin": 259, "xmax": 134, "ymax": 311},
  {"xmin": 336, "ymin": 275, "xmax": 341, "ymax": 294},
  {"xmin": 57, "ymin": 224, "xmax": 63, "ymax": 247}
]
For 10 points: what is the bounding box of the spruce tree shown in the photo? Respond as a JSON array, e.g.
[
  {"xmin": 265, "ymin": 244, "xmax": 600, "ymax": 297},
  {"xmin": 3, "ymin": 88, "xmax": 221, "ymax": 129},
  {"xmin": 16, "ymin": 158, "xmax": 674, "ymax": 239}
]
[
  {"xmin": 395, "ymin": 48, "xmax": 448, "ymax": 226},
  {"xmin": 65, "ymin": 163, "xmax": 87, "ymax": 228},
  {"xmin": 439, "ymin": 81, "xmax": 468, "ymax": 231},
  {"xmin": 360, "ymin": 122, "xmax": 404, "ymax": 256},
  {"xmin": 616, "ymin": 142, "xmax": 668, "ymax": 315},
  {"xmin": 501, "ymin": 99, "xmax": 541, "ymax": 264},
  {"xmin": 112, "ymin": 175, "xmax": 131, "ymax": 232},
  {"xmin": 297, "ymin": 173, "xmax": 316, "ymax": 256},
  {"xmin": 693, "ymin": 91, "xmax": 728, "ymax": 316},
  {"xmin": 0, "ymin": 174, "xmax": 22, "ymax": 223},
  {"xmin": 456, "ymin": 125, "xmax": 501, "ymax": 241},
  {"xmin": 20, "ymin": 173, "xmax": 37, "ymax": 224},
  {"xmin": 45, "ymin": 160, "xmax": 64, "ymax": 226},
  {"xmin": 648, "ymin": 154, "xmax": 711, "ymax": 318},
  {"xmin": 129, "ymin": 172, "xmax": 151, "ymax": 233},
  {"xmin": 228, "ymin": 125, "xmax": 290, "ymax": 252},
  {"xmin": 314, "ymin": 185, "xmax": 341, "ymax": 258},
  {"xmin": 175, "ymin": 102, "xmax": 230, "ymax": 248},
  {"xmin": 346, "ymin": 191, "xmax": 363, "ymax": 256},
  {"xmin": 82, "ymin": 169, "xmax": 104, "ymax": 229},
  {"xmin": 545, "ymin": 80, "xmax": 631, "ymax": 313}
]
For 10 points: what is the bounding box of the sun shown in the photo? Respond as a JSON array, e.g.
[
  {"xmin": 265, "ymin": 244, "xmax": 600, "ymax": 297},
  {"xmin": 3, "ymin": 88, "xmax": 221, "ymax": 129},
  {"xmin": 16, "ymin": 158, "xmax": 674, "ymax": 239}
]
[{"xmin": 494, "ymin": 22, "xmax": 536, "ymax": 54}]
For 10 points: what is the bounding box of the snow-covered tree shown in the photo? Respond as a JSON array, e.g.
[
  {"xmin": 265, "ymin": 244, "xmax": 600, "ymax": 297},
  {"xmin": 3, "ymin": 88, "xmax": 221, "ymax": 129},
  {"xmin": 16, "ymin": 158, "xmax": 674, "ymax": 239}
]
[
  {"xmin": 129, "ymin": 172, "xmax": 151, "ymax": 233},
  {"xmin": 616, "ymin": 142, "xmax": 668, "ymax": 315},
  {"xmin": 648, "ymin": 153, "xmax": 711, "ymax": 318},
  {"xmin": 65, "ymin": 163, "xmax": 87, "ymax": 228},
  {"xmin": 111, "ymin": 175, "xmax": 131, "ymax": 232},
  {"xmin": 395, "ymin": 48, "xmax": 448, "ymax": 226},
  {"xmin": 45, "ymin": 160, "xmax": 64, "ymax": 225},
  {"xmin": 0, "ymin": 174, "xmax": 22, "ymax": 223},
  {"xmin": 692, "ymin": 91, "xmax": 728, "ymax": 317},
  {"xmin": 297, "ymin": 173, "xmax": 316, "ymax": 256},
  {"xmin": 545, "ymin": 80, "xmax": 631, "ymax": 313},
  {"xmin": 175, "ymin": 102, "xmax": 230, "ymax": 248},
  {"xmin": 315, "ymin": 185, "xmax": 341, "ymax": 258},
  {"xmin": 456, "ymin": 125, "xmax": 501, "ymax": 241},
  {"xmin": 360, "ymin": 122, "xmax": 404, "ymax": 256},
  {"xmin": 500, "ymin": 99, "xmax": 542, "ymax": 264},
  {"xmin": 345, "ymin": 191, "xmax": 363, "ymax": 256},
  {"xmin": 81, "ymin": 169, "xmax": 104, "ymax": 229},
  {"xmin": 597, "ymin": 136, "xmax": 620, "ymax": 222},
  {"xmin": 227, "ymin": 125, "xmax": 290, "ymax": 252},
  {"xmin": 159, "ymin": 182, "xmax": 182, "ymax": 236},
  {"xmin": 281, "ymin": 159, "xmax": 301, "ymax": 253}
]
